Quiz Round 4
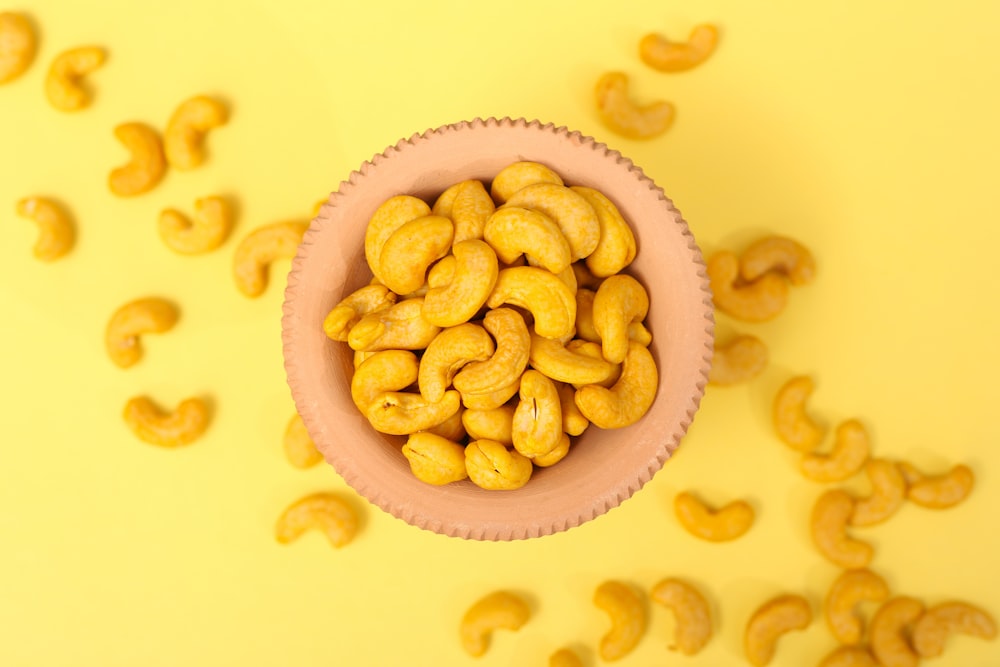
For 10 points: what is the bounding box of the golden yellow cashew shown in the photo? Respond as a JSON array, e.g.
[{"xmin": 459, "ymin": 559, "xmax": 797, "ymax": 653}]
[
  {"xmin": 707, "ymin": 250, "xmax": 789, "ymax": 322},
  {"xmin": 709, "ymin": 334, "xmax": 768, "ymax": 386},
  {"xmin": 377, "ymin": 214, "xmax": 454, "ymax": 295},
  {"xmin": 532, "ymin": 432, "xmax": 570, "ymax": 467},
  {"xmin": 744, "ymin": 594, "xmax": 812, "ymax": 667},
  {"xmin": 483, "ymin": 206, "xmax": 572, "ymax": 274},
  {"xmin": 158, "ymin": 195, "xmax": 233, "ymax": 254},
  {"xmin": 108, "ymin": 122, "xmax": 167, "ymax": 197},
  {"xmin": 450, "ymin": 179, "xmax": 495, "ymax": 242},
  {"xmin": 462, "ymin": 405, "xmax": 515, "ymax": 444},
  {"xmin": 557, "ymin": 382, "xmax": 589, "ymax": 435},
  {"xmin": 740, "ymin": 235, "xmax": 817, "ymax": 286},
  {"xmin": 811, "ymin": 489, "xmax": 874, "ymax": 569},
  {"xmin": 899, "ymin": 462, "xmax": 975, "ymax": 509},
  {"xmin": 800, "ymin": 419, "xmax": 870, "ymax": 483},
  {"xmin": 911, "ymin": 601, "xmax": 997, "ymax": 657},
  {"xmin": 529, "ymin": 333, "xmax": 617, "ymax": 385},
  {"xmin": 592, "ymin": 274, "xmax": 650, "ymax": 364},
  {"xmin": 365, "ymin": 389, "xmax": 461, "ymax": 436},
  {"xmin": 453, "ymin": 308, "xmax": 531, "ymax": 397},
  {"xmin": 232, "ymin": 221, "xmax": 308, "ymax": 297},
  {"xmin": 639, "ymin": 24, "xmax": 719, "ymax": 72},
  {"xmin": 417, "ymin": 323, "xmax": 495, "ymax": 403},
  {"xmin": 105, "ymin": 297, "xmax": 179, "ymax": 368},
  {"xmin": 818, "ymin": 646, "xmax": 878, "ymax": 667},
  {"xmin": 323, "ymin": 284, "xmax": 397, "ymax": 341},
  {"xmin": 350, "ymin": 349, "xmax": 419, "ymax": 413},
  {"xmin": 15, "ymin": 196, "xmax": 75, "ymax": 261},
  {"xmin": 650, "ymin": 578, "xmax": 713, "ymax": 655},
  {"xmin": 511, "ymin": 370, "xmax": 563, "ymax": 459},
  {"xmin": 574, "ymin": 340, "xmax": 657, "ymax": 429},
  {"xmin": 274, "ymin": 492, "xmax": 358, "ymax": 548},
  {"xmin": 773, "ymin": 375, "xmax": 825, "ymax": 452},
  {"xmin": 869, "ymin": 597, "xmax": 925, "ymax": 667},
  {"xmin": 431, "ymin": 180, "xmax": 464, "ymax": 217},
  {"xmin": 595, "ymin": 71, "xmax": 675, "ymax": 140},
  {"xmin": 504, "ymin": 183, "xmax": 600, "ymax": 260},
  {"xmin": 459, "ymin": 590, "xmax": 531, "ymax": 656},
  {"xmin": 594, "ymin": 580, "xmax": 647, "ymax": 661},
  {"xmin": 567, "ymin": 340, "xmax": 623, "ymax": 389},
  {"xmin": 825, "ymin": 568, "xmax": 890, "ymax": 645},
  {"xmin": 163, "ymin": 95, "xmax": 229, "ymax": 170},
  {"xmin": 673, "ymin": 491, "xmax": 754, "ymax": 542},
  {"xmin": 850, "ymin": 458, "xmax": 906, "ymax": 526},
  {"xmin": 465, "ymin": 439, "xmax": 533, "ymax": 490},
  {"xmin": 490, "ymin": 161, "xmax": 565, "ymax": 204},
  {"xmin": 460, "ymin": 379, "xmax": 521, "ymax": 411},
  {"xmin": 422, "ymin": 239, "xmax": 499, "ymax": 327},
  {"xmin": 365, "ymin": 195, "xmax": 432, "ymax": 285},
  {"xmin": 283, "ymin": 413, "xmax": 323, "ymax": 469},
  {"xmin": 44, "ymin": 46, "xmax": 105, "ymax": 111},
  {"xmin": 548, "ymin": 647, "xmax": 583, "ymax": 667},
  {"xmin": 347, "ymin": 297, "xmax": 441, "ymax": 351},
  {"xmin": 401, "ymin": 432, "xmax": 468, "ymax": 485},
  {"xmin": 423, "ymin": 408, "xmax": 466, "ymax": 442},
  {"xmin": 122, "ymin": 395, "xmax": 210, "ymax": 447},
  {"xmin": 570, "ymin": 186, "xmax": 637, "ymax": 277},
  {"xmin": 0, "ymin": 12, "xmax": 36, "ymax": 84}
]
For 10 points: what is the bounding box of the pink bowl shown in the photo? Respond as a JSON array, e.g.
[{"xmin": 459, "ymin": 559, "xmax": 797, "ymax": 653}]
[{"xmin": 282, "ymin": 117, "xmax": 714, "ymax": 540}]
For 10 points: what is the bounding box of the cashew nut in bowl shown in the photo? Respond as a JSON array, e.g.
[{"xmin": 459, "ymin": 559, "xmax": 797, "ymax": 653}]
[
  {"xmin": 490, "ymin": 160, "xmax": 565, "ymax": 204},
  {"xmin": 460, "ymin": 379, "xmax": 521, "ymax": 411},
  {"xmin": 377, "ymin": 214, "xmax": 454, "ymax": 295},
  {"xmin": 283, "ymin": 413, "xmax": 323, "ymax": 469},
  {"xmin": 825, "ymin": 568, "xmax": 890, "ymax": 645},
  {"xmin": 740, "ymin": 235, "xmax": 816, "ymax": 286},
  {"xmin": 122, "ymin": 395, "xmax": 210, "ymax": 447},
  {"xmin": 911, "ymin": 600, "xmax": 997, "ymax": 657},
  {"xmin": 504, "ymin": 182, "xmax": 600, "ymax": 260},
  {"xmin": 899, "ymin": 462, "xmax": 975, "ymax": 509},
  {"xmin": 347, "ymin": 297, "xmax": 441, "ymax": 352},
  {"xmin": 417, "ymin": 323, "xmax": 495, "ymax": 403},
  {"xmin": 15, "ymin": 196, "xmax": 75, "ymax": 261},
  {"xmin": 274, "ymin": 492, "xmax": 358, "ymax": 548},
  {"xmin": 462, "ymin": 405, "xmax": 515, "ymax": 444},
  {"xmin": 744, "ymin": 594, "xmax": 812, "ymax": 667},
  {"xmin": 850, "ymin": 458, "xmax": 907, "ymax": 526},
  {"xmin": 350, "ymin": 349, "xmax": 419, "ymax": 413},
  {"xmin": 483, "ymin": 206, "xmax": 572, "ymax": 273},
  {"xmin": 673, "ymin": 491, "xmax": 754, "ymax": 542},
  {"xmin": 639, "ymin": 24, "xmax": 719, "ymax": 72},
  {"xmin": 511, "ymin": 370, "xmax": 564, "ymax": 459},
  {"xmin": 423, "ymin": 408, "xmax": 466, "ymax": 442},
  {"xmin": 773, "ymin": 375, "xmax": 826, "ymax": 452},
  {"xmin": 574, "ymin": 340, "xmax": 658, "ymax": 429},
  {"xmin": 576, "ymin": 288, "xmax": 647, "ymax": 347},
  {"xmin": 557, "ymin": 383, "xmax": 589, "ymax": 436},
  {"xmin": 107, "ymin": 122, "xmax": 167, "ymax": 197},
  {"xmin": 594, "ymin": 580, "xmax": 647, "ymax": 661},
  {"xmin": 365, "ymin": 195, "xmax": 432, "ymax": 285},
  {"xmin": 572, "ymin": 261, "xmax": 604, "ymax": 291},
  {"xmin": 566, "ymin": 340, "xmax": 622, "ymax": 388},
  {"xmin": 595, "ymin": 71, "xmax": 675, "ymax": 140},
  {"xmin": 708, "ymin": 250, "xmax": 789, "ymax": 322},
  {"xmin": 232, "ymin": 221, "xmax": 308, "ymax": 297},
  {"xmin": 811, "ymin": 489, "xmax": 874, "ymax": 569},
  {"xmin": 531, "ymin": 432, "xmax": 570, "ymax": 467},
  {"xmin": 105, "ymin": 297, "xmax": 179, "ymax": 368},
  {"xmin": 158, "ymin": 195, "xmax": 233, "ymax": 254},
  {"xmin": 401, "ymin": 432, "xmax": 468, "ymax": 485},
  {"xmin": 650, "ymin": 578, "xmax": 713, "ymax": 655},
  {"xmin": 869, "ymin": 597, "xmax": 925, "ymax": 667},
  {"xmin": 708, "ymin": 334, "xmax": 768, "ymax": 386},
  {"xmin": 0, "ymin": 12, "xmax": 36, "ymax": 84},
  {"xmin": 459, "ymin": 590, "xmax": 531, "ymax": 656},
  {"xmin": 163, "ymin": 95, "xmax": 229, "ymax": 170},
  {"xmin": 450, "ymin": 179, "xmax": 495, "ymax": 242},
  {"xmin": 421, "ymin": 239, "xmax": 499, "ymax": 327},
  {"xmin": 323, "ymin": 284, "xmax": 397, "ymax": 341},
  {"xmin": 45, "ymin": 46, "xmax": 105, "ymax": 111},
  {"xmin": 569, "ymin": 186, "xmax": 636, "ymax": 277},
  {"xmin": 365, "ymin": 389, "xmax": 461, "ymax": 436},
  {"xmin": 819, "ymin": 646, "xmax": 878, "ymax": 667},
  {"xmin": 465, "ymin": 439, "xmax": 533, "ymax": 490},
  {"xmin": 592, "ymin": 274, "xmax": 650, "ymax": 364},
  {"xmin": 529, "ymin": 333, "xmax": 617, "ymax": 386},
  {"xmin": 800, "ymin": 419, "xmax": 870, "ymax": 483},
  {"xmin": 431, "ymin": 180, "xmax": 465, "ymax": 218},
  {"xmin": 486, "ymin": 268, "xmax": 575, "ymax": 341}
]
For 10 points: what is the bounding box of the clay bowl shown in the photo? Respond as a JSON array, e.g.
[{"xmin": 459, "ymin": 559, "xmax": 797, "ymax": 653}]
[{"xmin": 282, "ymin": 117, "xmax": 713, "ymax": 540}]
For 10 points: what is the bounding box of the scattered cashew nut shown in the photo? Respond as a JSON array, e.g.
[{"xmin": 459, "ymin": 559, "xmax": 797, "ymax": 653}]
[
  {"xmin": 899, "ymin": 462, "xmax": 975, "ymax": 509},
  {"xmin": 850, "ymin": 458, "xmax": 907, "ymax": 526},
  {"xmin": 709, "ymin": 334, "xmax": 768, "ymax": 386},
  {"xmin": 825, "ymin": 568, "xmax": 890, "ymax": 645},
  {"xmin": 707, "ymin": 250, "xmax": 789, "ymax": 322},
  {"xmin": 595, "ymin": 71, "xmax": 675, "ymax": 140},
  {"xmin": 744, "ymin": 594, "xmax": 812, "ymax": 667},
  {"xmin": 811, "ymin": 489, "xmax": 874, "ymax": 569},
  {"xmin": 283, "ymin": 412, "xmax": 323, "ymax": 469},
  {"xmin": 158, "ymin": 195, "xmax": 233, "ymax": 253},
  {"xmin": 15, "ymin": 196, "xmax": 75, "ymax": 261},
  {"xmin": 869, "ymin": 596, "xmax": 925, "ymax": 667},
  {"xmin": 800, "ymin": 419, "xmax": 870, "ymax": 483},
  {"xmin": 740, "ymin": 235, "xmax": 816, "ymax": 286},
  {"xmin": 911, "ymin": 600, "xmax": 998, "ymax": 657},
  {"xmin": 232, "ymin": 221, "xmax": 308, "ymax": 297},
  {"xmin": 274, "ymin": 492, "xmax": 358, "ymax": 548},
  {"xmin": 122, "ymin": 395, "xmax": 210, "ymax": 447},
  {"xmin": 459, "ymin": 590, "xmax": 531, "ymax": 657},
  {"xmin": 45, "ymin": 46, "xmax": 105, "ymax": 111},
  {"xmin": 105, "ymin": 297, "xmax": 179, "ymax": 368},
  {"xmin": 673, "ymin": 491, "xmax": 755, "ymax": 542},
  {"xmin": 639, "ymin": 24, "xmax": 719, "ymax": 72},
  {"xmin": 0, "ymin": 12, "xmax": 36, "ymax": 84},
  {"xmin": 650, "ymin": 578, "xmax": 713, "ymax": 655},
  {"xmin": 108, "ymin": 122, "xmax": 167, "ymax": 197},
  {"xmin": 163, "ymin": 95, "xmax": 228, "ymax": 170},
  {"xmin": 773, "ymin": 375, "xmax": 825, "ymax": 452},
  {"xmin": 594, "ymin": 580, "xmax": 647, "ymax": 661}
]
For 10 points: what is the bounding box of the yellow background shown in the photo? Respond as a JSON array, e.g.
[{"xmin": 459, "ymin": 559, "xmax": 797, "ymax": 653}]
[{"xmin": 2, "ymin": 1, "xmax": 998, "ymax": 665}]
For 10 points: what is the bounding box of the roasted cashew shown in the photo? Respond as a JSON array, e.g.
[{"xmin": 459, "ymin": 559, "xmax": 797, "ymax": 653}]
[
  {"xmin": 283, "ymin": 412, "xmax": 323, "ymax": 469},
  {"xmin": 709, "ymin": 334, "xmax": 768, "ymax": 386},
  {"xmin": 650, "ymin": 578, "xmax": 712, "ymax": 655},
  {"xmin": 364, "ymin": 389, "xmax": 461, "ymax": 435},
  {"xmin": 460, "ymin": 379, "xmax": 521, "ymax": 410},
  {"xmin": 574, "ymin": 340, "xmax": 657, "ymax": 429},
  {"xmin": 122, "ymin": 395, "xmax": 209, "ymax": 447},
  {"xmin": 45, "ymin": 46, "xmax": 105, "ymax": 111},
  {"xmin": 232, "ymin": 221, "xmax": 308, "ymax": 297},
  {"xmin": 489, "ymin": 160, "xmax": 564, "ymax": 204},
  {"xmin": 108, "ymin": 122, "xmax": 167, "ymax": 197},
  {"xmin": 569, "ymin": 186, "xmax": 636, "ymax": 277},
  {"xmin": 529, "ymin": 333, "xmax": 617, "ymax": 385},
  {"xmin": 464, "ymin": 439, "xmax": 533, "ymax": 490},
  {"xmin": 322, "ymin": 284, "xmax": 397, "ymax": 341},
  {"xmin": 595, "ymin": 71, "xmax": 675, "ymax": 140},
  {"xmin": 740, "ymin": 235, "xmax": 816, "ymax": 286},
  {"xmin": 557, "ymin": 382, "xmax": 589, "ymax": 435},
  {"xmin": 592, "ymin": 274, "xmax": 650, "ymax": 364},
  {"xmin": 431, "ymin": 180, "xmax": 464, "ymax": 217},
  {"xmin": 869, "ymin": 597, "xmax": 925, "ymax": 667},
  {"xmin": 274, "ymin": 492, "xmax": 358, "ymax": 548},
  {"xmin": 163, "ymin": 95, "xmax": 228, "ymax": 170},
  {"xmin": 773, "ymin": 375, "xmax": 826, "ymax": 452},
  {"xmin": 511, "ymin": 370, "xmax": 563, "ymax": 459},
  {"xmin": 639, "ymin": 24, "xmax": 719, "ymax": 72},
  {"xmin": 451, "ymin": 179, "xmax": 495, "ymax": 242},
  {"xmin": 707, "ymin": 250, "xmax": 789, "ymax": 322},
  {"xmin": 567, "ymin": 340, "xmax": 621, "ymax": 388},
  {"xmin": 825, "ymin": 568, "xmax": 890, "ymax": 645},
  {"xmin": 423, "ymin": 408, "xmax": 467, "ymax": 442},
  {"xmin": 548, "ymin": 647, "xmax": 582, "ymax": 667},
  {"xmin": 347, "ymin": 297, "xmax": 441, "ymax": 351},
  {"xmin": 401, "ymin": 432, "xmax": 468, "ymax": 485},
  {"xmin": 574, "ymin": 288, "xmax": 602, "ymax": 342},
  {"xmin": 364, "ymin": 195, "xmax": 432, "ymax": 285},
  {"xmin": 15, "ymin": 196, "xmax": 75, "ymax": 261},
  {"xmin": 744, "ymin": 594, "xmax": 812, "ymax": 667},
  {"xmin": 811, "ymin": 489, "xmax": 874, "ymax": 569},
  {"xmin": 158, "ymin": 195, "xmax": 233, "ymax": 253},
  {"xmin": 426, "ymin": 253, "xmax": 456, "ymax": 288},
  {"xmin": 483, "ymin": 206, "xmax": 572, "ymax": 273},
  {"xmin": 353, "ymin": 349, "xmax": 375, "ymax": 369},
  {"xmin": 105, "ymin": 297, "xmax": 179, "ymax": 368},
  {"xmin": 459, "ymin": 590, "xmax": 531, "ymax": 656},
  {"xmin": 504, "ymin": 183, "xmax": 600, "ymax": 260},
  {"xmin": 594, "ymin": 580, "xmax": 647, "ymax": 661},
  {"xmin": 850, "ymin": 459, "xmax": 906, "ymax": 526},
  {"xmin": 455, "ymin": 307, "xmax": 536, "ymax": 396},
  {"xmin": 0, "ymin": 12, "xmax": 36, "ymax": 84},
  {"xmin": 417, "ymin": 322, "xmax": 495, "ymax": 403},
  {"xmin": 532, "ymin": 432, "xmax": 570, "ymax": 467},
  {"xmin": 818, "ymin": 645, "xmax": 878, "ymax": 667},
  {"xmin": 800, "ymin": 419, "xmax": 870, "ymax": 483},
  {"xmin": 899, "ymin": 462, "xmax": 975, "ymax": 509},
  {"xmin": 377, "ymin": 214, "xmax": 454, "ymax": 295},
  {"xmin": 462, "ymin": 405, "xmax": 515, "ymax": 444},
  {"xmin": 422, "ymin": 239, "xmax": 499, "ymax": 327},
  {"xmin": 350, "ymin": 349, "xmax": 419, "ymax": 413},
  {"xmin": 673, "ymin": 491, "xmax": 754, "ymax": 542},
  {"xmin": 911, "ymin": 600, "xmax": 997, "ymax": 657}
]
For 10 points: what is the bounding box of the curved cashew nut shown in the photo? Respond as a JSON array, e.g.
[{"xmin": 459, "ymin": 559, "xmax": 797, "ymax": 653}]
[
  {"xmin": 800, "ymin": 419, "xmax": 870, "ymax": 482},
  {"xmin": 274, "ymin": 492, "xmax": 358, "ymax": 548},
  {"xmin": 549, "ymin": 647, "xmax": 583, "ymax": 667},
  {"xmin": 122, "ymin": 395, "xmax": 209, "ymax": 447},
  {"xmin": 593, "ymin": 274, "xmax": 650, "ymax": 364},
  {"xmin": 709, "ymin": 334, "xmax": 768, "ymax": 386},
  {"xmin": 108, "ymin": 122, "xmax": 167, "ymax": 197},
  {"xmin": 819, "ymin": 646, "xmax": 878, "ymax": 667},
  {"xmin": 418, "ymin": 322, "xmax": 495, "ymax": 403},
  {"xmin": 283, "ymin": 412, "xmax": 323, "ymax": 469},
  {"xmin": 869, "ymin": 597, "xmax": 925, "ymax": 667},
  {"xmin": 911, "ymin": 601, "xmax": 998, "ymax": 657},
  {"xmin": 565, "ymin": 340, "xmax": 622, "ymax": 388},
  {"xmin": 811, "ymin": 489, "xmax": 874, "ymax": 569},
  {"xmin": 15, "ymin": 196, "xmax": 75, "ymax": 261},
  {"xmin": 364, "ymin": 389, "xmax": 461, "ymax": 435},
  {"xmin": 575, "ymin": 340, "xmax": 657, "ymax": 429},
  {"xmin": 460, "ymin": 379, "xmax": 521, "ymax": 411},
  {"xmin": 464, "ymin": 439, "xmax": 533, "ymax": 490},
  {"xmin": 744, "ymin": 594, "xmax": 812, "ymax": 667},
  {"xmin": 773, "ymin": 375, "xmax": 826, "ymax": 452},
  {"xmin": 45, "ymin": 46, "xmax": 105, "ymax": 111},
  {"xmin": 639, "ymin": 24, "xmax": 719, "ymax": 72},
  {"xmin": 459, "ymin": 590, "xmax": 531, "ymax": 656},
  {"xmin": 570, "ymin": 186, "xmax": 637, "ymax": 277},
  {"xmin": 350, "ymin": 349, "xmax": 419, "ymax": 413},
  {"xmin": 158, "ymin": 195, "xmax": 233, "ymax": 253},
  {"xmin": 557, "ymin": 382, "xmax": 590, "ymax": 436},
  {"xmin": 347, "ymin": 297, "xmax": 441, "ymax": 351},
  {"xmin": 364, "ymin": 195, "xmax": 432, "ymax": 285},
  {"xmin": 504, "ymin": 183, "xmax": 600, "ymax": 260},
  {"xmin": 401, "ymin": 432, "xmax": 468, "ymax": 485},
  {"xmin": 531, "ymin": 432, "xmax": 570, "ymax": 467},
  {"xmin": 740, "ymin": 235, "xmax": 816, "ymax": 286},
  {"xmin": 850, "ymin": 459, "xmax": 907, "ymax": 526},
  {"xmin": 529, "ymin": 333, "xmax": 617, "ymax": 385},
  {"xmin": 163, "ymin": 95, "xmax": 228, "ymax": 170},
  {"xmin": 468, "ymin": 302, "xmax": 549, "ymax": 384},
  {"xmin": 511, "ymin": 370, "xmax": 563, "ymax": 459},
  {"xmin": 490, "ymin": 161, "xmax": 565, "ymax": 204},
  {"xmin": 577, "ymin": 288, "xmax": 646, "ymax": 346},
  {"xmin": 594, "ymin": 580, "xmax": 647, "ymax": 661},
  {"xmin": 105, "ymin": 297, "xmax": 179, "ymax": 368},
  {"xmin": 899, "ymin": 462, "xmax": 975, "ymax": 509},
  {"xmin": 483, "ymin": 206, "xmax": 572, "ymax": 274},
  {"xmin": 377, "ymin": 214, "xmax": 454, "ymax": 295},
  {"xmin": 0, "ymin": 12, "xmax": 36, "ymax": 84},
  {"xmin": 422, "ymin": 239, "xmax": 499, "ymax": 327},
  {"xmin": 650, "ymin": 578, "xmax": 713, "ymax": 655},
  {"xmin": 673, "ymin": 491, "xmax": 754, "ymax": 542},
  {"xmin": 595, "ymin": 71, "xmax": 675, "ymax": 140},
  {"xmin": 462, "ymin": 405, "xmax": 515, "ymax": 444},
  {"xmin": 431, "ymin": 180, "xmax": 464, "ymax": 217},
  {"xmin": 450, "ymin": 179, "xmax": 495, "ymax": 242},
  {"xmin": 825, "ymin": 568, "xmax": 890, "ymax": 645},
  {"xmin": 708, "ymin": 250, "xmax": 789, "ymax": 322},
  {"xmin": 232, "ymin": 221, "xmax": 308, "ymax": 297},
  {"xmin": 323, "ymin": 284, "xmax": 397, "ymax": 341}
]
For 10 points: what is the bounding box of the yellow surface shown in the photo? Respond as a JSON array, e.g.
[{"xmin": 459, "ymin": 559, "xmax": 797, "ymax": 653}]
[{"xmin": 2, "ymin": 1, "xmax": 998, "ymax": 665}]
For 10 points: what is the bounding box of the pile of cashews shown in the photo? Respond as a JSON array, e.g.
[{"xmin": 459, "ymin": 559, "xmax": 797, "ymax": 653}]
[{"xmin": 325, "ymin": 160, "xmax": 658, "ymax": 490}]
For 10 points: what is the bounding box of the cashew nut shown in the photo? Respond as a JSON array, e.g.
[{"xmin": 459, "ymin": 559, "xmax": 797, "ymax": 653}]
[
  {"xmin": 574, "ymin": 340, "xmax": 657, "ymax": 429},
  {"xmin": 283, "ymin": 412, "xmax": 323, "ymax": 469},
  {"xmin": 460, "ymin": 379, "xmax": 521, "ymax": 410},
  {"xmin": 450, "ymin": 179, "xmax": 495, "ymax": 242},
  {"xmin": 595, "ymin": 71, "xmax": 675, "ymax": 140},
  {"xmin": 107, "ymin": 122, "xmax": 167, "ymax": 197},
  {"xmin": 0, "ymin": 12, "xmax": 36, "ymax": 84},
  {"xmin": 744, "ymin": 594, "xmax": 812, "ymax": 667},
  {"xmin": 422, "ymin": 239, "xmax": 499, "ymax": 327},
  {"xmin": 800, "ymin": 419, "xmax": 870, "ymax": 483},
  {"xmin": 365, "ymin": 389, "xmax": 461, "ymax": 436},
  {"xmin": 426, "ymin": 253, "xmax": 456, "ymax": 289},
  {"xmin": 422, "ymin": 407, "xmax": 467, "ymax": 442},
  {"xmin": 869, "ymin": 597, "xmax": 925, "ymax": 667},
  {"xmin": 911, "ymin": 601, "xmax": 997, "ymax": 657},
  {"xmin": 15, "ymin": 196, "xmax": 75, "ymax": 261},
  {"xmin": 454, "ymin": 307, "xmax": 535, "ymax": 396},
  {"xmin": 274, "ymin": 492, "xmax": 358, "ymax": 548},
  {"xmin": 825, "ymin": 568, "xmax": 890, "ymax": 645},
  {"xmin": 401, "ymin": 432, "xmax": 468, "ymax": 485},
  {"xmin": 569, "ymin": 186, "xmax": 636, "ymax": 277},
  {"xmin": 122, "ymin": 395, "xmax": 210, "ymax": 447},
  {"xmin": 639, "ymin": 24, "xmax": 719, "ymax": 72},
  {"xmin": 899, "ymin": 462, "xmax": 975, "ymax": 509},
  {"xmin": 532, "ymin": 433, "xmax": 570, "ymax": 467},
  {"xmin": 163, "ymin": 95, "xmax": 229, "ymax": 170},
  {"xmin": 158, "ymin": 195, "xmax": 233, "ymax": 254},
  {"xmin": 592, "ymin": 274, "xmax": 650, "ymax": 364},
  {"xmin": 529, "ymin": 333, "xmax": 617, "ymax": 385},
  {"xmin": 572, "ymin": 261, "xmax": 604, "ymax": 291},
  {"xmin": 557, "ymin": 382, "xmax": 589, "ymax": 436},
  {"xmin": 673, "ymin": 491, "xmax": 754, "ymax": 542},
  {"xmin": 377, "ymin": 214, "xmax": 454, "ymax": 295},
  {"xmin": 323, "ymin": 284, "xmax": 397, "ymax": 341},
  {"xmin": 566, "ymin": 339, "xmax": 622, "ymax": 388},
  {"xmin": 232, "ymin": 221, "xmax": 308, "ymax": 297},
  {"xmin": 650, "ymin": 578, "xmax": 713, "ymax": 655},
  {"xmin": 431, "ymin": 180, "xmax": 464, "ymax": 218},
  {"xmin": 365, "ymin": 195, "xmax": 432, "ymax": 285},
  {"xmin": 548, "ymin": 647, "xmax": 583, "ymax": 667},
  {"xmin": 350, "ymin": 349, "xmax": 419, "ymax": 413},
  {"xmin": 417, "ymin": 322, "xmax": 495, "ymax": 403},
  {"xmin": 740, "ymin": 235, "xmax": 816, "ymax": 286},
  {"xmin": 811, "ymin": 489, "xmax": 874, "ymax": 569},
  {"xmin": 576, "ymin": 288, "xmax": 646, "ymax": 348},
  {"xmin": 459, "ymin": 590, "xmax": 531, "ymax": 656},
  {"xmin": 511, "ymin": 370, "xmax": 563, "ymax": 459},
  {"xmin": 45, "ymin": 46, "xmax": 105, "ymax": 111},
  {"xmin": 490, "ymin": 160, "xmax": 565, "ymax": 205},
  {"xmin": 708, "ymin": 250, "xmax": 789, "ymax": 322},
  {"xmin": 504, "ymin": 183, "xmax": 600, "ymax": 260},
  {"xmin": 850, "ymin": 459, "xmax": 907, "ymax": 526},
  {"xmin": 105, "ymin": 297, "xmax": 179, "ymax": 368},
  {"xmin": 483, "ymin": 206, "xmax": 572, "ymax": 273},
  {"xmin": 773, "ymin": 375, "xmax": 825, "ymax": 452},
  {"xmin": 464, "ymin": 439, "xmax": 533, "ymax": 490},
  {"xmin": 347, "ymin": 297, "xmax": 441, "ymax": 352},
  {"xmin": 594, "ymin": 580, "xmax": 647, "ymax": 661},
  {"xmin": 819, "ymin": 645, "xmax": 878, "ymax": 667},
  {"xmin": 709, "ymin": 334, "xmax": 768, "ymax": 386},
  {"xmin": 462, "ymin": 405, "xmax": 515, "ymax": 444}
]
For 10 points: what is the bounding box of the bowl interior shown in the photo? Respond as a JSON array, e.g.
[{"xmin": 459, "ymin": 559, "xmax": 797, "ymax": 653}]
[{"xmin": 282, "ymin": 118, "xmax": 713, "ymax": 540}]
